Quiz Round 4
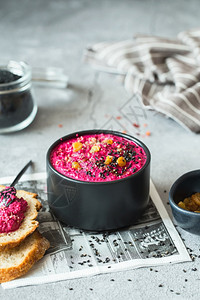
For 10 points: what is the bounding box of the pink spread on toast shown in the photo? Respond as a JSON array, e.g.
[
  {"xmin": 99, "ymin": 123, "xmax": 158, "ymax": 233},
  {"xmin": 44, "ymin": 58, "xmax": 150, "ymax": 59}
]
[
  {"xmin": 0, "ymin": 187, "xmax": 28, "ymax": 233},
  {"xmin": 50, "ymin": 133, "xmax": 147, "ymax": 182}
]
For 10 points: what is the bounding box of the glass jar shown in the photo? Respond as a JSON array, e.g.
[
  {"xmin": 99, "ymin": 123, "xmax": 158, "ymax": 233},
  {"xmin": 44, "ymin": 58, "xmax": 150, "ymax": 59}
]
[{"xmin": 0, "ymin": 60, "xmax": 37, "ymax": 133}]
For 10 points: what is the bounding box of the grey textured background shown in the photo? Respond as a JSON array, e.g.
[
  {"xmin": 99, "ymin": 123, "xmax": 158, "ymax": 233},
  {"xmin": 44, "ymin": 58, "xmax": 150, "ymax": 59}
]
[{"xmin": 0, "ymin": 0, "xmax": 200, "ymax": 299}]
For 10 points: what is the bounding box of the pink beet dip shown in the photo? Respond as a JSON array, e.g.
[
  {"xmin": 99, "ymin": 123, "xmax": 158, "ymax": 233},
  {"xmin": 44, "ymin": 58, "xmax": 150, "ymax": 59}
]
[
  {"xmin": 50, "ymin": 133, "xmax": 147, "ymax": 182},
  {"xmin": 0, "ymin": 186, "xmax": 28, "ymax": 233}
]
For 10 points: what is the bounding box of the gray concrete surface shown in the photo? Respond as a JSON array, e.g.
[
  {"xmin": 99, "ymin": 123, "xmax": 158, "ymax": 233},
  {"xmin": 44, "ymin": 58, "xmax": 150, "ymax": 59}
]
[{"xmin": 0, "ymin": 0, "xmax": 200, "ymax": 299}]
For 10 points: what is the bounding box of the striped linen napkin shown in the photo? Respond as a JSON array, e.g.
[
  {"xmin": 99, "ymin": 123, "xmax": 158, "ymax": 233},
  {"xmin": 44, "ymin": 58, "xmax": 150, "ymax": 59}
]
[{"xmin": 85, "ymin": 29, "xmax": 200, "ymax": 133}]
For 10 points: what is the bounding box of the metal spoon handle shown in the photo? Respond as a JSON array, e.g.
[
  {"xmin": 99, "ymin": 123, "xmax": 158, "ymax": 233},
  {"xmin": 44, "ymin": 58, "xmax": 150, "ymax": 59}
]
[{"xmin": 10, "ymin": 160, "xmax": 33, "ymax": 187}]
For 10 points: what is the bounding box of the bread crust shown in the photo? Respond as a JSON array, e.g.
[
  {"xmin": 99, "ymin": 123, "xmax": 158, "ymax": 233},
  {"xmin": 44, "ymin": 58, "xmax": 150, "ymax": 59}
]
[
  {"xmin": 0, "ymin": 230, "xmax": 50, "ymax": 283},
  {"xmin": 0, "ymin": 185, "xmax": 42, "ymax": 250}
]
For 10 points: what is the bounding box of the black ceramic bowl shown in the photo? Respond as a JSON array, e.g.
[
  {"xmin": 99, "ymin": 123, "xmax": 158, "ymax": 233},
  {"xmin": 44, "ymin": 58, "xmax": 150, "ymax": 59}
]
[
  {"xmin": 46, "ymin": 129, "xmax": 151, "ymax": 231},
  {"xmin": 169, "ymin": 169, "xmax": 200, "ymax": 235}
]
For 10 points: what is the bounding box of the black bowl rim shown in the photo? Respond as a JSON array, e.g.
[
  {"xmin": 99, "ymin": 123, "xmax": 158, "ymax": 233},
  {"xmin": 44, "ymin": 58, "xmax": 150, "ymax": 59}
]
[
  {"xmin": 169, "ymin": 169, "xmax": 200, "ymax": 216},
  {"xmin": 46, "ymin": 129, "xmax": 151, "ymax": 185}
]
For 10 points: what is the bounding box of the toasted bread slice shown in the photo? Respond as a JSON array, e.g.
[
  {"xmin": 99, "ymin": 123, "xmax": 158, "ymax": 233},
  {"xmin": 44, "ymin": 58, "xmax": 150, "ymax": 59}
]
[
  {"xmin": 0, "ymin": 230, "xmax": 50, "ymax": 283},
  {"xmin": 0, "ymin": 185, "xmax": 42, "ymax": 250}
]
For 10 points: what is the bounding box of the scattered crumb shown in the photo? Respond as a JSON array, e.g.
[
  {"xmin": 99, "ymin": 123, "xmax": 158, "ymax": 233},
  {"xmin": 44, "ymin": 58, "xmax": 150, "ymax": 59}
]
[
  {"xmin": 58, "ymin": 124, "xmax": 63, "ymax": 128},
  {"xmin": 146, "ymin": 131, "xmax": 151, "ymax": 136}
]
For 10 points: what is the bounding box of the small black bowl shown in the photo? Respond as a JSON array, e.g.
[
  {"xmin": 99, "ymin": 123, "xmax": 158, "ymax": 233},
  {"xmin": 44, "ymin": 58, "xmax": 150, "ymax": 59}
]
[
  {"xmin": 46, "ymin": 129, "xmax": 151, "ymax": 231},
  {"xmin": 169, "ymin": 169, "xmax": 200, "ymax": 235}
]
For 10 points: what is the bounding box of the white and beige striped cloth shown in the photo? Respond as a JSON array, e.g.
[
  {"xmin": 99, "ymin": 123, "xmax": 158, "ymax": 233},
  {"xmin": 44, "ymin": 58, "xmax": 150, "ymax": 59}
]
[{"xmin": 85, "ymin": 29, "xmax": 200, "ymax": 133}]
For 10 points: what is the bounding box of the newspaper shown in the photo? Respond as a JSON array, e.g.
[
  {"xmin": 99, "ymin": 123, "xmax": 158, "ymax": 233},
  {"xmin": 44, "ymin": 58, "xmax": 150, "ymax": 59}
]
[{"xmin": 0, "ymin": 173, "xmax": 191, "ymax": 289}]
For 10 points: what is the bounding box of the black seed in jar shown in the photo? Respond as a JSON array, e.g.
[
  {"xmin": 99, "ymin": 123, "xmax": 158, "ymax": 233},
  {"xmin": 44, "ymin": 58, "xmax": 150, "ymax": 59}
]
[
  {"xmin": 0, "ymin": 67, "xmax": 36, "ymax": 130},
  {"xmin": 0, "ymin": 70, "xmax": 20, "ymax": 84}
]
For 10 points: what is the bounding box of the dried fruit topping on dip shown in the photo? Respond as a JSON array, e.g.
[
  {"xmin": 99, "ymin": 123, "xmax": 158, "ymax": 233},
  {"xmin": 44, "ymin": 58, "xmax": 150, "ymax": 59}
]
[
  {"xmin": 0, "ymin": 186, "xmax": 28, "ymax": 233},
  {"xmin": 50, "ymin": 133, "xmax": 147, "ymax": 182}
]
